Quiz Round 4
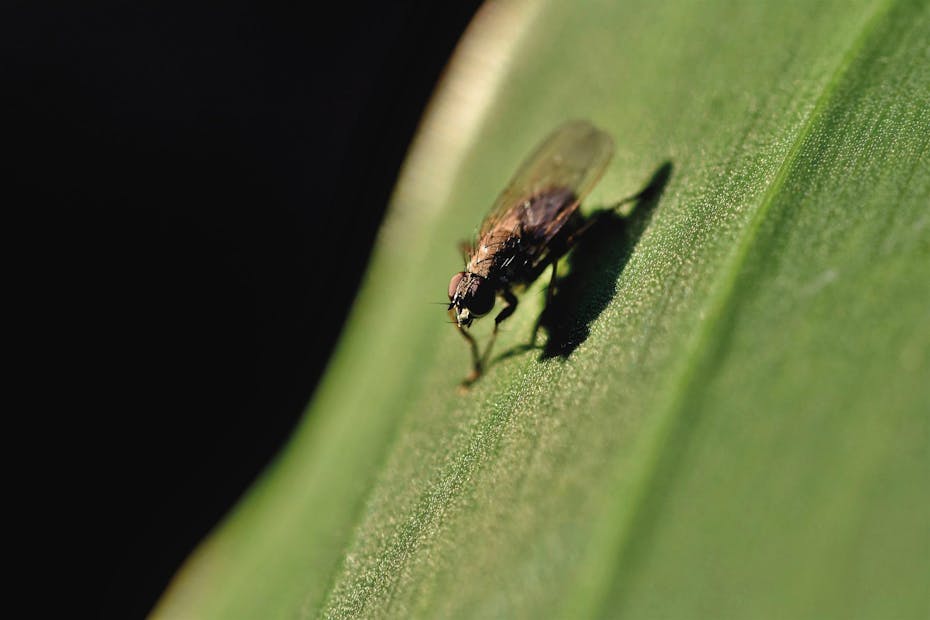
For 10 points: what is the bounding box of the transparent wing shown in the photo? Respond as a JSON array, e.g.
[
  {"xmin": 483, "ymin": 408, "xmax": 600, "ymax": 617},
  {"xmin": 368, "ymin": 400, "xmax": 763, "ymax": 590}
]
[{"xmin": 479, "ymin": 120, "xmax": 615, "ymax": 238}]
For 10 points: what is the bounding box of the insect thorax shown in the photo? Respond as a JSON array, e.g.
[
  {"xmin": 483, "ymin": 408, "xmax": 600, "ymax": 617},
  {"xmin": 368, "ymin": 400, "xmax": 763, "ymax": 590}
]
[{"xmin": 468, "ymin": 229, "xmax": 537, "ymax": 285}]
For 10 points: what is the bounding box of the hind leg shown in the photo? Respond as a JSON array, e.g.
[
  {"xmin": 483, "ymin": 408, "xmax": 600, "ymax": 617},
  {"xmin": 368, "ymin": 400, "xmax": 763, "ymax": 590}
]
[{"xmin": 531, "ymin": 262, "xmax": 558, "ymax": 345}]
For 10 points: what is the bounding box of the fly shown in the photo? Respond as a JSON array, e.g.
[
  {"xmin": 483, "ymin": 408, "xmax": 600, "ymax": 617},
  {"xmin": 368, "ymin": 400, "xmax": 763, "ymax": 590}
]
[{"xmin": 448, "ymin": 120, "xmax": 615, "ymax": 387}]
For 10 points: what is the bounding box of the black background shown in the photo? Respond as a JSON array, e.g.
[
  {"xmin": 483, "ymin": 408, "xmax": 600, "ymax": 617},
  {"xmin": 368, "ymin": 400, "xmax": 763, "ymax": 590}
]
[{"xmin": 5, "ymin": 1, "xmax": 481, "ymax": 616}]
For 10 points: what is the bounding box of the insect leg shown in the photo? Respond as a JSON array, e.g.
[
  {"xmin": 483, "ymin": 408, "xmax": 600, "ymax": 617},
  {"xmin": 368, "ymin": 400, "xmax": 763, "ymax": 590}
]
[
  {"xmin": 479, "ymin": 288, "xmax": 518, "ymax": 370},
  {"xmin": 531, "ymin": 262, "xmax": 558, "ymax": 345},
  {"xmin": 564, "ymin": 210, "xmax": 610, "ymax": 248},
  {"xmin": 604, "ymin": 179, "xmax": 659, "ymax": 213},
  {"xmin": 451, "ymin": 308, "xmax": 483, "ymax": 386},
  {"xmin": 564, "ymin": 177, "xmax": 661, "ymax": 250}
]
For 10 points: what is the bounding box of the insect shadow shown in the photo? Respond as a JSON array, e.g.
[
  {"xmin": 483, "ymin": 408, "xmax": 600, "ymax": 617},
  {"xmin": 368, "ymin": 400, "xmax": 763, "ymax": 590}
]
[{"xmin": 496, "ymin": 160, "xmax": 672, "ymax": 363}]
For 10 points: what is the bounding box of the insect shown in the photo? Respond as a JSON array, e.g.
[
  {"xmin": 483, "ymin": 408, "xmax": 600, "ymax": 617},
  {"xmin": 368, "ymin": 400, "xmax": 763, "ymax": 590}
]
[{"xmin": 448, "ymin": 120, "xmax": 615, "ymax": 387}]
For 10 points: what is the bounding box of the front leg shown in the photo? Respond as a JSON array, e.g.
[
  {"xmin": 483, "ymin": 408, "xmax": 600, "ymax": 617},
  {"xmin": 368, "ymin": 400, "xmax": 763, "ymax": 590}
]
[{"xmin": 451, "ymin": 308, "xmax": 483, "ymax": 387}]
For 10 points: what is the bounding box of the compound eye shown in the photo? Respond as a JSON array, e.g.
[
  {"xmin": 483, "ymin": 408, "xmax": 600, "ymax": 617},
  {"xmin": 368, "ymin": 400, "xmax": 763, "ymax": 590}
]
[
  {"xmin": 448, "ymin": 271, "xmax": 465, "ymax": 301},
  {"xmin": 468, "ymin": 281, "xmax": 496, "ymax": 317}
]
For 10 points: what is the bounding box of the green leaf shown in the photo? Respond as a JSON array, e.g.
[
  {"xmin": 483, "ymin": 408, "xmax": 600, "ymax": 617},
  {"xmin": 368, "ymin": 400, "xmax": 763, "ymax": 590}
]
[{"xmin": 154, "ymin": 0, "xmax": 930, "ymax": 618}]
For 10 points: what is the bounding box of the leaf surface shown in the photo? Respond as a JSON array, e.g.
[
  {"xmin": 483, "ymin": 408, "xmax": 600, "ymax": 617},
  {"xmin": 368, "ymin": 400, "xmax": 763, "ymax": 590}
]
[{"xmin": 155, "ymin": 1, "xmax": 930, "ymax": 618}]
